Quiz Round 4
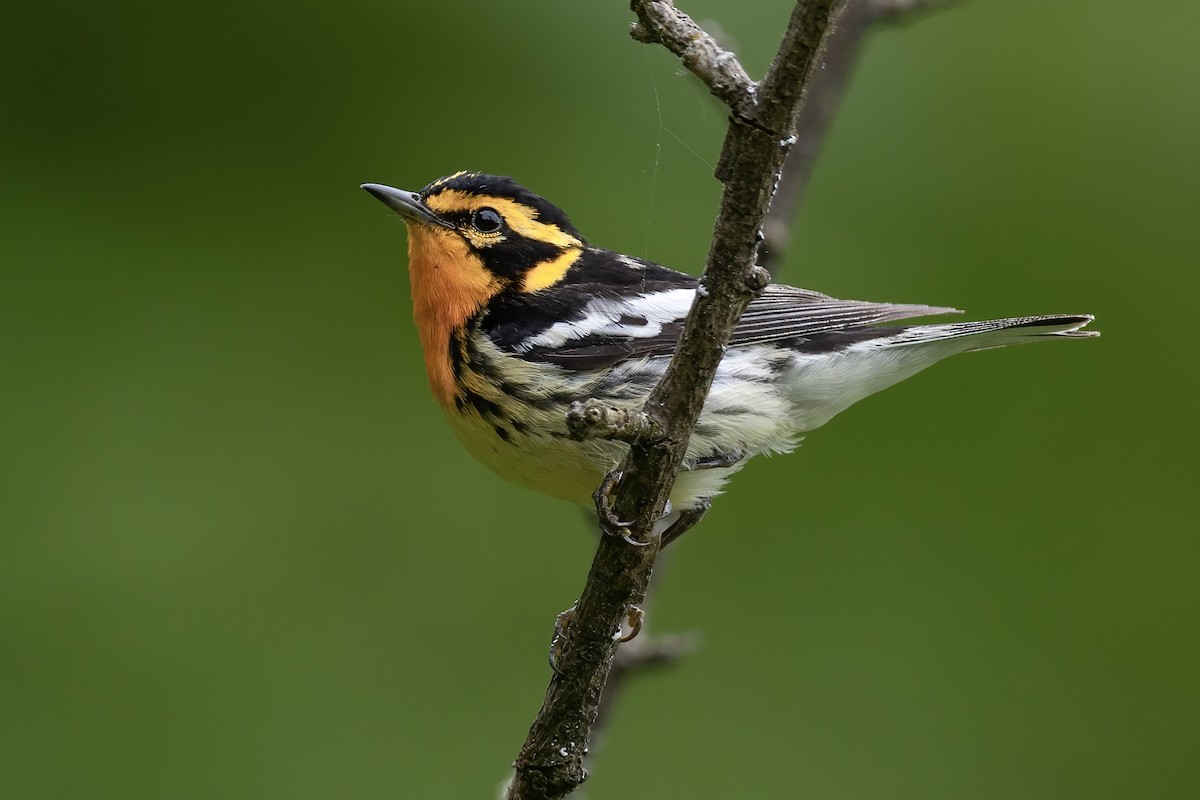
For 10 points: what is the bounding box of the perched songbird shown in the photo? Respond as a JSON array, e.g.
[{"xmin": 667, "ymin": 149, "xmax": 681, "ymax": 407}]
[{"xmin": 362, "ymin": 172, "xmax": 1096, "ymax": 544}]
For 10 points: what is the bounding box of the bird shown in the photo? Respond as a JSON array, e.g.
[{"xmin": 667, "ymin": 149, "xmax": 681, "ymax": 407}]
[{"xmin": 362, "ymin": 171, "xmax": 1096, "ymax": 545}]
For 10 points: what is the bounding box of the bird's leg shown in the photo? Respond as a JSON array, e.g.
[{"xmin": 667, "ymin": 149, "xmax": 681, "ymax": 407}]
[
  {"xmin": 659, "ymin": 450, "xmax": 744, "ymax": 547},
  {"xmin": 660, "ymin": 502, "xmax": 709, "ymax": 548},
  {"xmin": 548, "ymin": 604, "xmax": 576, "ymax": 674},
  {"xmin": 686, "ymin": 450, "xmax": 745, "ymax": 470}
]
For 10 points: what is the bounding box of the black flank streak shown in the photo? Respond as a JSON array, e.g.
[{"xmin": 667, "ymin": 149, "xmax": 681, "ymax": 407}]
[
  {"xmin": 463, "ymin": 389, "xmax": 503, "ymax": 421},
  {"xmin": 491, "ymin": 375, "xmax": 562, "ymax": 412},
  {"xmin": 449, "ymin": 335, "xmax": 468, "ymax": 380}
]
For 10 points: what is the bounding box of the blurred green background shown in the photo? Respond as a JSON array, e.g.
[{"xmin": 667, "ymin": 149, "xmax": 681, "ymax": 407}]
[{"xmin": 3, "ymin": 0, "xmax": 1197, "ymax": 797}]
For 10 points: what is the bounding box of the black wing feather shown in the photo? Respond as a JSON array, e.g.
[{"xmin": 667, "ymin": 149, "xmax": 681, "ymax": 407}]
[{"xmin": 481, "ymin": 249, "xmax": 960, "ymax": 371}]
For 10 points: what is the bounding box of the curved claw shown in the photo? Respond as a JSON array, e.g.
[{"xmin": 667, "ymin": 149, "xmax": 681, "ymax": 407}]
[
  {"xmin": 619, "ymin": 605, "xmax": 645, "ymax": 643},
  {"xmin": 548, "ymin": 604, "xmax": 577, "ymax": 674},
  {"xmin": 593, "ymin": 471, "xmax": 676, "ymax": 547},
  {"xmin": 593, "ymin": 470, "xmax": 636, "ymax": 537}
]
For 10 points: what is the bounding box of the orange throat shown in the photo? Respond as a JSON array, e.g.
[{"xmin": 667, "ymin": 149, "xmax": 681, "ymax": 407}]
[{"xmin": 405, "ymin": 224, "xmax": 500, "ymax": 408}]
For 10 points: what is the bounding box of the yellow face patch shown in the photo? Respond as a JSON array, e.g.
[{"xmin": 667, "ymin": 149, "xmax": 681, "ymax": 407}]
[
  {"xmin": 424, "ymin": 189, "xmax": 582, "ymax": 250},
  {"xmin": 521, "ymin": 248, "xmax": 582, "ymax": 292}
]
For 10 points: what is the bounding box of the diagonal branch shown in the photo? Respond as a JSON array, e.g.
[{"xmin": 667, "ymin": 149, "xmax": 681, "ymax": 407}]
[{"xmin": 504, "ymin": 2, "xmax": 846, "ymax": 798}]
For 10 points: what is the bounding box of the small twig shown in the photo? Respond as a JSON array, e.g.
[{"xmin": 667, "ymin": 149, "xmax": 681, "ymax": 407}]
[
  {"xmin": 629, "ymin": 1, "xmax": 755, "ymax": 110},
  {"xmin": 761, "ymin": 0, "xmax": 955, "ymax": 273},
  {"xmin": 594, "ymin": 630, "xmax": 701, "ymax": 729},
  {"xmin": 565, "ymin": 400, "xmax": 664, "ymax": 444}
]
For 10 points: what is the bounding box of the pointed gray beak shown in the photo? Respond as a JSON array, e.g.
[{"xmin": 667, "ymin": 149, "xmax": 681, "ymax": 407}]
[{"xmin": 361, "ymin": 183, "xmax": 451, "ymax": 228}]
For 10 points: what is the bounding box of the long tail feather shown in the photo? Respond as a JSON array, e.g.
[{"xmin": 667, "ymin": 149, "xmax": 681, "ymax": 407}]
[{"xmin": 888, "ymin": 314, "xmax": 1098, "ymax": 350}]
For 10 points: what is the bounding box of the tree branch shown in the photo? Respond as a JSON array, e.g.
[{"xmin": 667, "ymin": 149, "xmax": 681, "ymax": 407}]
[{"xmin": 504, "ymin": 3, "xmax": 845, "ymax": 798}]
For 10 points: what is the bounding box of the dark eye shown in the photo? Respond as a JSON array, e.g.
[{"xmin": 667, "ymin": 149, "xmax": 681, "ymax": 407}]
[{"xmin": 471, "ymin": 208, "xmax": 503, "ymax": 234}]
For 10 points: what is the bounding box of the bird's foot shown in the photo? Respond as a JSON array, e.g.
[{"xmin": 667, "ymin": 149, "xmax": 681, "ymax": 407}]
[
  {"xmin": 548, "ymin": 604, "xmax": 577, "ymax": 674},
  {"xmin": 619, "ymin": 605, "xmax": 645, "ymax": 643},
  {"xmin": 592, "ymin": 470, "xmax": 659, "ymax": 547}
]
